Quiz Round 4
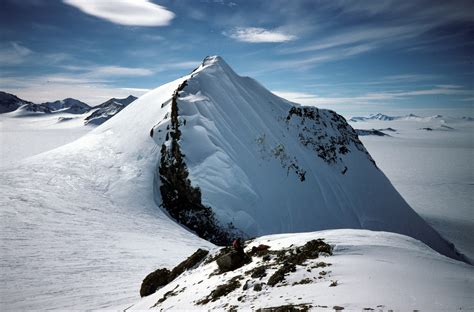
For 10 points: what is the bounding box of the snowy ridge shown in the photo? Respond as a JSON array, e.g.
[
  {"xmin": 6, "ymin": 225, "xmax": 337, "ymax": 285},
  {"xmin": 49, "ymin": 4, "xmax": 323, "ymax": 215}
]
[
  {"xmin": 129, "ymin": 230, "xmax": 473, "ymax": 311},
  {"xmin": 151, "ymin": 56, "xmax": 465, "ymax": 262}
]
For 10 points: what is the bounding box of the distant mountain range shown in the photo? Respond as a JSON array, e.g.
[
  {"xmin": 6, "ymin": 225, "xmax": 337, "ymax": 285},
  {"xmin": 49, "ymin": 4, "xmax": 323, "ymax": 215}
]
[
  {"xmin": 0, "ymin": 91, "xmax": 137, "ymax": 125},
  {"xmin": 84, "ymin": 95, "xmax": 137, "ymax": 125},
  {"xmin": 349, "ymin": 113, "xmax": 473, "ymax": 122}
]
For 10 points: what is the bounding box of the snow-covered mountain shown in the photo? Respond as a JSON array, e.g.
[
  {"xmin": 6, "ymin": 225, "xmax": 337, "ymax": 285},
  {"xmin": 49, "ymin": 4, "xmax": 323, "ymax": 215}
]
[
  {"xmin": 84, "ymin": 95, "xmax": 137, "ymax": 125},
  {"xmin": 41, "ymin": 98, "xmax": 91, "ymax": 114},
  {"xmin": 0, "ymin": 56, "xmax": 470, "ymax": 310},
  {"xmin": 0, "ymin": 91, "xmax": 138, "ymax": 125},
  {"xmin": 148, "ymin": 56, "xmax": 464, "ymax": 261},
  {"xmin": 0, "ymin": 91, "xmax": 37, "ymax": 113},
  {"xmin": 350, "ymin": 113, "xmax": 473, "ymax": 123}
]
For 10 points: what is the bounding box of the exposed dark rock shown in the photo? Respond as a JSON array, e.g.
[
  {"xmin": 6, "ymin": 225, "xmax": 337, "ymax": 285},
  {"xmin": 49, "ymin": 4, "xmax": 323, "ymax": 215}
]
[
  {"xmin": 247, "ymin": 265, "xmax": 267, "ymax": 279},
  {"xmin": 157, "ymin": 80, "xmax": 237, "ymax": 245},
  {"xmin": 169, "ymin": 248, "xmax": 209, "ymax": 281},
  {"xmin": 253, "ymin": 283, "xmax": 263, "ymax": 291},
  {"xmin": 216, "ymin": 250, "xmax": 251, "ymax": 273},
  {"xmin": 248, "ymin": 244, "xmax": 271, "ymax": 257},
  {"xmin": 267, "ymin": 262, "xmax": 296, "ymax": 286},
  {"xmin": 140, "ymin": 248, "xmax": 208, "ymax": 297},
  {"xmin": 293, "ymin": 278, "xmax": 313, "ymax": 285},
  {"xmin": 140, "ymin": 268, "xmax": 171, "ymax": 297},
  {"xmin": 256, "ymin": 304, "xmax": 311, "ymax": 312},
  {"xmin": 287, "ymin": 106, "xmax": 377, "ymax": 168},
  {"xmin": 268, "ymin": 239, "xmax": 332, "ymax": 287},
  {"xmin": 197, "ymin": 275, "xmax": 242, "ymax": 304}
]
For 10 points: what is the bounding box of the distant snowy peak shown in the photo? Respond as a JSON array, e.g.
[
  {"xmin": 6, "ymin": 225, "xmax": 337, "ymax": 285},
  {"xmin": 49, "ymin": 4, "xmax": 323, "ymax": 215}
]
[
  {"xmin": 0, "ymin": 91, "xmax": 34, "ymax": 113},
  {"xmin": 94, "ymin": 95, "xmax": 137, "ymax": 109},
  {"xmin": 42, "ymin": 98, "xmax": 91, "ymax": 114},
  {"xmin": 349, "ymin": 113, "xmax": 404, "ymax": 122},
  {"xmin": 84, "ymin": 95, "xmax": 137, "ymax": 125},
  {"xmin": 349, "ymin": 113, "xmax": 472, "ymax": 123},
  {"xmin": 0, "ymin": 91, "xmax": 139, "ymax": 125}
]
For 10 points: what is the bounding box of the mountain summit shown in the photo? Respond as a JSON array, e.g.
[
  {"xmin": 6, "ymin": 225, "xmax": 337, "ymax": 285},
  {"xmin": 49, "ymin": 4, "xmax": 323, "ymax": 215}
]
[{"xmin": 144, "ymin": 56, "xmax": 464, "ymax": 260}]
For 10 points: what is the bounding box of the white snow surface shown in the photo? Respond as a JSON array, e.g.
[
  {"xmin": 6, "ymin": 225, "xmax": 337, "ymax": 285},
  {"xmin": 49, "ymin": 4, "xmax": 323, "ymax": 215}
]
[
  {"xmin": 0, "ymin": 56, "xmax": 471, "ymax": 310},
  {"xmin": 0, "ymin": 76, "xmax": 213, "ymax": 310},
  {"xmin": 350, "ymin": 117, "xmax": 474, "ymax": 261},
  {"xmin": 129, "ymin": 229, "xmax": 474, "ymax": 311},
  {"xmin": 0, "ymin": 111, "xmax": 92, "ymax": 165}
]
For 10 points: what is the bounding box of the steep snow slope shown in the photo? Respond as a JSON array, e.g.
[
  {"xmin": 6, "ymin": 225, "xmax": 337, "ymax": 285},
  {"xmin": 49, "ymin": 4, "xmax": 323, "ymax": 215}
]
[
  {"xmin": 151, "ymin": 56, "xmax": 465, "ymax": 261},
  {"xmin": 0, "ymin": 76, "xmax": 213, "ymax": 310},
  {"xmin": 129, "ymin": 230, "xmax": 474, "ymax": 311}
]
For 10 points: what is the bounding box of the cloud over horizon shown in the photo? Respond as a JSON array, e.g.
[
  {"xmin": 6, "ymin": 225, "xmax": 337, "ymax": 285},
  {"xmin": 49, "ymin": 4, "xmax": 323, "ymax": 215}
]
[{"xmin": 63, "ymin": 0, "xmax": 175, "ymax": 26}]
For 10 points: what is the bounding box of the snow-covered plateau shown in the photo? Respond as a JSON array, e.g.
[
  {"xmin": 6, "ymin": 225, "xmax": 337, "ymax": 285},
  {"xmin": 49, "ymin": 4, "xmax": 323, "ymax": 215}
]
[{"xmin": 0, "ymin": 56, "xmax": 472, "ymax": 311}]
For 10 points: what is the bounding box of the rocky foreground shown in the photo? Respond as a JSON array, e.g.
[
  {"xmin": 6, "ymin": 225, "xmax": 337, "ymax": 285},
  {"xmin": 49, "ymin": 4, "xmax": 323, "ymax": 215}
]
[{"xmin": 127, "ymin": 230, "xmax": 473, "ymax": 311}]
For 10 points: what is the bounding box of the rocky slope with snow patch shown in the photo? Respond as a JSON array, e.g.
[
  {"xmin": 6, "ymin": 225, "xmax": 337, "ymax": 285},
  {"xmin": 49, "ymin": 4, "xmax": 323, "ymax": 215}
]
[{"xmin": 129, "ymin": 230, "xmax": 473, "ymax": 311}]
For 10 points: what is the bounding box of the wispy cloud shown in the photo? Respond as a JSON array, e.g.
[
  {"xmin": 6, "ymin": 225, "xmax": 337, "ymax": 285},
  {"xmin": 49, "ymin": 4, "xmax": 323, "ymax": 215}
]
[
  {"xmin": 89, "ymin": 66, "xmax": 154, "ymax": 77},
  {"xmin": 268, "ymin": 43, "xmax": 376, "ymax": 70},
  {"xmin": 224, "ymin": 27, "xmax": 296, "ymax": 43},
  {"xmin": 282, "ymin": 25, "xmax": 418, "ymax": 54},
  {"xmin": 63, "ymin": 0, "xmax": 175, "ymax": 26},
  {"xmin": 0, "ymin": 42, "xmax": 32, "ymax": 65},
  {"xmin": 273, "ymin": 86, "xmax": 472, "ymax": 108}
]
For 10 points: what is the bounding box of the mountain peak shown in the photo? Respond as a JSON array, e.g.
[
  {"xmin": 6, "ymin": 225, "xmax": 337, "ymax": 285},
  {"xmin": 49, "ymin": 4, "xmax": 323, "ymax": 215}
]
[{"xmin": 202, "ymin": 55, "xmax": 225, "ymax": 66}]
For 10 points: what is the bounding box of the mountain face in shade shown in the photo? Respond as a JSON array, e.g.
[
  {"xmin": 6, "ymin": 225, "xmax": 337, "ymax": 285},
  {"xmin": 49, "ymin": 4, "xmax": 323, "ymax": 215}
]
[
  {"xmin": 84, "ymin": 95, "xmax": 137, "ymax": 125},
  {"xmin": 0, "ymin": 91, "xmax": 34, "ymax": 113},
  {"xmin": 41, "ymin": 98, "xmax": 91, "ymax": 114}
]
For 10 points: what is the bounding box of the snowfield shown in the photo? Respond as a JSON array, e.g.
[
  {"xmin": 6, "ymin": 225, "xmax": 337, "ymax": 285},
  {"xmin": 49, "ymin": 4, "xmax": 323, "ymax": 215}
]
[
  {"xmin": 129, "ymin": 230, "xmax": 474, "ymax": 311},
  {"xmin": 0, "ymin": 56, "xmax": 472, "ymax": 310},
  {"xmin": 0, "ymin": 110, "xmax": 92, "ymax": 165},
  {"xmin": 350, "ymin": 116, "xmax": 474, "ymax": 260}
]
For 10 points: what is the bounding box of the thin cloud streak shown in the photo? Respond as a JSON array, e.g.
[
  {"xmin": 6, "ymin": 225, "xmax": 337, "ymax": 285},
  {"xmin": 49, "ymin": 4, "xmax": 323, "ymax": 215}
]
[
  {"xmin": 224, "ymin": 27, "xmax": 296, "ymax": 43},
  {"xmin": 273, "ymin": 86, "xmax": 472, "ymax": 107}
]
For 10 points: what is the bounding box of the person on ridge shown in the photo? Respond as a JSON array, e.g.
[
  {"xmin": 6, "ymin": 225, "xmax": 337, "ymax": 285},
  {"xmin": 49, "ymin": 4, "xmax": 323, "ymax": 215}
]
[{"xmin": 232, "ymin": 238, "xmax": 244, "ymax": 254}]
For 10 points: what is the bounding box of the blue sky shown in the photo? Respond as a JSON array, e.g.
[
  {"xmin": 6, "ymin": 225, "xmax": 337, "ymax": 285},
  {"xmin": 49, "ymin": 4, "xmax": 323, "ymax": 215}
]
[{"xmin": 0, "ymin": 0, "xmax": 472, "ymax": 116}]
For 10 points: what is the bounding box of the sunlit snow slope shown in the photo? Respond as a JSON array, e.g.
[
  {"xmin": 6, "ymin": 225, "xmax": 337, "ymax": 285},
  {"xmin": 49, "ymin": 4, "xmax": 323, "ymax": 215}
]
[
  {"xmin": 0, "ymin": 76, "xmax": 213, "ymax": 310},
  {"xmin": 151, "ymin": 56, "xmax": 465, "ymax": 262}
]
